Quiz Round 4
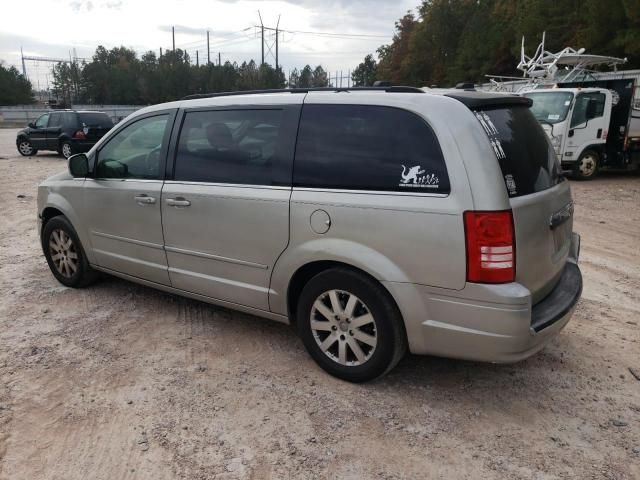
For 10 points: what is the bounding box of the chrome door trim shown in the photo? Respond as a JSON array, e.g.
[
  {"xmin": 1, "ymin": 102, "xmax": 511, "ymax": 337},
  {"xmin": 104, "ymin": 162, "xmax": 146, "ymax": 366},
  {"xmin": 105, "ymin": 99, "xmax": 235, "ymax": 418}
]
[
  {"xmin": 91, "ymin": 230, "xmax": 165, "ymax": 250},
  {"xmin": 168, "ymin": 266, "xmax": 271, "ymax": 293},
  {"xmin": 163, "ymin": 180, "xmax": 291, "ymax": 190},
  {"xmin": 164, "ymin": 245, "xmax": 268, "ymax": 270},
  {"xmin": 89, "ymin": 178, "xmax": 164, "ymax": 184},
  {"xmin": 292, "ymin": 187, "xmax": 449, "ymax": 198}
]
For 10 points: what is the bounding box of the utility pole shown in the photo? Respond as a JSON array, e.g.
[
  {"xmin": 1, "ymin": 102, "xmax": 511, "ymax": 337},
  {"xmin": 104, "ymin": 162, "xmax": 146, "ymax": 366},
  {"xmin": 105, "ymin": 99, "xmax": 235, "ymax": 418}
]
[
  {"xmin": 218, "ymin": 52, "xmax": 221, "ymax": 66},
  {"xmin": 207, "ymin": 30, "xmax": 210, "ymax": 65},
  {"xmin": 258, "ymin": 11, "xmax": 264, "ymax": 66},
  {"xmin": 172, "ymin": 26, "xmax": 175, "ymax": 52},
  {"xmin": 160, "ymin": 47, "xmax": 162, "ymax": 59},
  {"xmin": 20, "ymin": 47, "xmax": 26, "ymax": 77},
  {"xmin": 196, "ymin": 50, "xmax": 199, "ymax": 67},
  {"xmin": 275, "ymin": 14, "xmax": 280, "ymax": 72}
]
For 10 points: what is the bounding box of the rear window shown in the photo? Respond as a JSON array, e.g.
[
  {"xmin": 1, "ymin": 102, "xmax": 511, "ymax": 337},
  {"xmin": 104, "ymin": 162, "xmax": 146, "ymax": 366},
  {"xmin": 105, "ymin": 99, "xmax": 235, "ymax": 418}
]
[
  {"xmin": 79, "ymin": 112, "xmax": 113, "ymax": 128},
  {"xmin": 294, "ymin": 104, "xmax": 450, "ymax": 193},
  {"xmin": 475, "ymin": 107, "xmax": 562, "ymax": 197}
]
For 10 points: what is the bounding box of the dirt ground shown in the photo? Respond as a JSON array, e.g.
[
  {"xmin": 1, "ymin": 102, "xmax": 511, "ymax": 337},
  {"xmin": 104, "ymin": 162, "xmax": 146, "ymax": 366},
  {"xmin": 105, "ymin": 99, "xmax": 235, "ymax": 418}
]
[{"xmin": 0, "ymin": 128, "xmax": 638, "ymax": 480}]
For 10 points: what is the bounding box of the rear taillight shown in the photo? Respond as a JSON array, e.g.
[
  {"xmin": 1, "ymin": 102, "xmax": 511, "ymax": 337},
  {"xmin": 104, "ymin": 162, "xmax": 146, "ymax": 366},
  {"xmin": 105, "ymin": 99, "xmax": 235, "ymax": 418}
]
[
  {"xmin": 73, "ymin": 130, "xmax": 86, "ymax": 140},
  {"xmin": 464, "ymin": 210, "xmax": 515, "ymax": 284}
]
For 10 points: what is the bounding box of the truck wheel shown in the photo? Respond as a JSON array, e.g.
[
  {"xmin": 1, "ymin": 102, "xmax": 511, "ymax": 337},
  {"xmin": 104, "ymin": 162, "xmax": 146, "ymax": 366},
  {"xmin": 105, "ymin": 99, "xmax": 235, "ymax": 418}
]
[
  {"xmin": 296, "ymin": 268, "xmax": 407, "ymax": 382},
  {"xmin": 573, "ymin": 150, "xmax": 599, "ymax": 180}
]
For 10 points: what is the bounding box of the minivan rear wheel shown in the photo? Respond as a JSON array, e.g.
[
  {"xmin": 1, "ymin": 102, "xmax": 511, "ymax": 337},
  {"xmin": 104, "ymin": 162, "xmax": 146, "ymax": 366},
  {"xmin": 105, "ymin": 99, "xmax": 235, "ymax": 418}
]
[
  {"xmin": 296, "ymin": 268, "xmax": 406, "ymax": 382},
  {"xmin": 42, "ymin": 216, "xmax": 98, "ymax": 288}
]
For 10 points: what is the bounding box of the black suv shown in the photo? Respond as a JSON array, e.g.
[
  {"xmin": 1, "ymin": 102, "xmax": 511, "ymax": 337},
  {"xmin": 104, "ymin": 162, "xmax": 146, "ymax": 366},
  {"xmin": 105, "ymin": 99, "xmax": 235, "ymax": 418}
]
[{"xmin": 16, "ymin": 110, "xmax": 114, "ymax": 159}]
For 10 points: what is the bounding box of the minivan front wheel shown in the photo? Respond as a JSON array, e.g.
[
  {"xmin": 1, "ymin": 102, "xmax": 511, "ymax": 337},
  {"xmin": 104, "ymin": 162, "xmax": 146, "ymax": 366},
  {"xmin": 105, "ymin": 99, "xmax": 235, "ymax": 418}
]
[
  {"xmin": 297, "ymin": 268, "xmax": 406, "ymax": 382},
  {"xmin": 42, "ymin": 216, "xmax": 98, "ymax": 288}
]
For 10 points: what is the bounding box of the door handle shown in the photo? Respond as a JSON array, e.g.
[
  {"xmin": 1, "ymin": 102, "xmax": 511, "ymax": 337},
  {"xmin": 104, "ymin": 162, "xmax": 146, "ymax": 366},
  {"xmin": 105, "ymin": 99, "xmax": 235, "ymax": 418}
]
[
  {"xmin": 134, "ymin": 194, "xmax": 156, "ymax": 205},
  {"xmin": 166, "ymin": 197, "xmax": 191, "ymax": 207}
]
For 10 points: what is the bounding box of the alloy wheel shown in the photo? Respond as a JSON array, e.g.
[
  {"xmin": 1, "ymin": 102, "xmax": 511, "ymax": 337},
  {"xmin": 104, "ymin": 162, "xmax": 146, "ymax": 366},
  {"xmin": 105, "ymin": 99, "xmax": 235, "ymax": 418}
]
[
  {"xmin": 18, "ymin": 141, "xmax": 33, "ymax": 156},
  {"xmin": 62, "ymin": 143, "xmax": 72, "ymax": 158},
  {"xmin": 310, "ymin": 289, "xmax": 377, "ymax": 366},
  {"xmin": 48, "ymin": 228, "xmax": 78, "ymax": 278}
]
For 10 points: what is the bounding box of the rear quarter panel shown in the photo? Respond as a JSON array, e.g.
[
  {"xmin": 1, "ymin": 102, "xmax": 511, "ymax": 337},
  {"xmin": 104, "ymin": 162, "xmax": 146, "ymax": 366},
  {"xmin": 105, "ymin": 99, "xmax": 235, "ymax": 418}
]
[{"xmin": 269, "ymin": 93, "xmax": 476, "ymax": 316}]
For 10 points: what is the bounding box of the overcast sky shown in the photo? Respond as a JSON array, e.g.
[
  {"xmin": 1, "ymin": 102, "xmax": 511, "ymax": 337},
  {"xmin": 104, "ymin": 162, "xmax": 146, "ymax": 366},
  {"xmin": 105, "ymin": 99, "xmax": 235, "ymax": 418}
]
[{"xmin": 1, "ymin": 0, "xmax": 417, "ymax": 90}]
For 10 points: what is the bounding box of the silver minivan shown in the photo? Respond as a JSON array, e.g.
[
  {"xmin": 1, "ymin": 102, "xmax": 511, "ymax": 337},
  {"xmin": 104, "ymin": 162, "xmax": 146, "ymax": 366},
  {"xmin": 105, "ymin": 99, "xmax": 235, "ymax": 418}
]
[{"xmin": 37, "ymin": 87, "xmax": 582, "ymax": 382}]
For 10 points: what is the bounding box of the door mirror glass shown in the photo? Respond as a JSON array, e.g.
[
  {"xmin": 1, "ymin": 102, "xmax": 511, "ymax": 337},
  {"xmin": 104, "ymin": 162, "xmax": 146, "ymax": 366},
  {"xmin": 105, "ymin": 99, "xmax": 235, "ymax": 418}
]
[{"xmin": 68, "ymin": 153, "xmax": 89, "ymax": 177}]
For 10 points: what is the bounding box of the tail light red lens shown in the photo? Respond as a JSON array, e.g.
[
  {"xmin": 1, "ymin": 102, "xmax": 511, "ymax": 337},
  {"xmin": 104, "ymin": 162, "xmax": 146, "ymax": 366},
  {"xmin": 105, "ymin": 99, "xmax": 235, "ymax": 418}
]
[
  {"xmin": 72, "ymin": 130, "xmax": 87, "ymax": 140},
  {"xmin": 464, "ymin": 210, "xmax": 515, "ymax": 284}
]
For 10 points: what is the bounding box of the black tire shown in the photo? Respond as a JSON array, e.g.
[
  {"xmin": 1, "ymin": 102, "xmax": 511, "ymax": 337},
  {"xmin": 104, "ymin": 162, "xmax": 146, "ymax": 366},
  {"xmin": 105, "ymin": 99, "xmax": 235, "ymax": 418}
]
[
  {"xmin": 296, "ymin": 268, "xmax": 407, "ymax": 382},
  {"xmin": 60, "ymin": 140, "xmax": 73, "ymax": 159},
  {"xmin": 17, "ymin": 138, "xmax": 37, "ymax": 156},
  {"xmin": 42, "ymin": 216, "xmax": 98, "ymax": 288},
  {"xmin": 573, "ymin": 150, "xmax": 599, "ymax": 180}
]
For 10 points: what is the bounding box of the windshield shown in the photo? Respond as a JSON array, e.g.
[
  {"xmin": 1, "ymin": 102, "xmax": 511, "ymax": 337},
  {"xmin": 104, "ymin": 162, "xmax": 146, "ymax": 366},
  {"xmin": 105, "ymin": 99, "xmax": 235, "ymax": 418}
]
[{"xmin": 524, "ymin": 92, "xmax": 574, "ymax": 124}]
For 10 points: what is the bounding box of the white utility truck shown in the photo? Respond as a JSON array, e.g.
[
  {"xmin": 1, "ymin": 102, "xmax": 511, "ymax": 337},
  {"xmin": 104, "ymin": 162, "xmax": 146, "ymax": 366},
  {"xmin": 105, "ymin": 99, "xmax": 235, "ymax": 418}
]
[{"xmin": 522, "ymin": 81, "xmax": 639, "ymax": 180}]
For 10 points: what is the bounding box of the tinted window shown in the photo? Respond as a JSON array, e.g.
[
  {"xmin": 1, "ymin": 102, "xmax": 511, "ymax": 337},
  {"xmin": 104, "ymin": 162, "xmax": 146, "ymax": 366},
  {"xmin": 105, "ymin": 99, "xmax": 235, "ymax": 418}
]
[
  {"xmin": 96, "ymin": 114, "xmax": 168, "ymax": 179},
  {"xmin": 476, "ymin": 107, "xmax": 562, "ymax": 198},
  {"xmin": 48, "ymin": 112, "xmax": 63, "ymax": 127},
  {"xmin": 35, "ymin": 114, "xmax": 49, "ymax": 128},
  {"xmin": 570, "ymin": 92, "xmax": 605, "ymax": 127},
  {"xmin": 64, "ymin": 112, "xmax": 78, "ymax": 128},
  {"xmin": 79, "ymin": 112, "xmax": 113, "ymax": 128},
  {"xmin": 174, "ymin": 109, "xmax": 287, "ymax": 185},
  {"xmin": 293, "ymin": 105, "xmax": 450, "ymax": 193}
]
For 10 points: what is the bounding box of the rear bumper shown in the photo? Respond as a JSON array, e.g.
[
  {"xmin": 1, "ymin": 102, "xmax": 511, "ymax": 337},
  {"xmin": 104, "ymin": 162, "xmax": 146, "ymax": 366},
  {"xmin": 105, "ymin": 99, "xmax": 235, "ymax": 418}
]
[{"xmin": 384, "ymin": 234, "xmax": 582, "ymax": 363}]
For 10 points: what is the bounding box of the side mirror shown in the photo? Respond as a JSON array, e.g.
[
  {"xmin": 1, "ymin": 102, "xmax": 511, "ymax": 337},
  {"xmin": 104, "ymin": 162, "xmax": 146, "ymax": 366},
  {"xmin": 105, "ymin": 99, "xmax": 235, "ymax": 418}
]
[
  {"xmin": 68, "ymin": 153, "xmax": 89, "ymax": 178},
  {"xmin": 28, "ymin": 122, "xmax": 36, "ymax": 128}
]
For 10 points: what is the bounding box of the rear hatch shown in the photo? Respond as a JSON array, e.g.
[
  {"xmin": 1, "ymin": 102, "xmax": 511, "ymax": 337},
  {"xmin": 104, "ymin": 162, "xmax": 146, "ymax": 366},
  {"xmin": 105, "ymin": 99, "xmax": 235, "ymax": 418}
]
[
  {"xmin": 78, "ymin": 112, "xmax": 113, "ymax": 141},
  {"xmin": 450, "ymin": 93, "xmax": 574, "ymax": 303}
]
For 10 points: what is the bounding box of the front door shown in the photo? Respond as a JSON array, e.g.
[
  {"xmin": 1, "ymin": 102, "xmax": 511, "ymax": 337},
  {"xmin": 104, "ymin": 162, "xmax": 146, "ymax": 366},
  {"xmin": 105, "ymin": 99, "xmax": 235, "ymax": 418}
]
[
  {"xmin": 30, "ymin": 113, "xmax": 49, "ymax": 149},
  {"xmin": 565, "ymin": 91, "xmax": 609, "ymax": 159},
  {"xmin": 161, "ymin": 105, "xmax": 299, "ymax": 310},
  {"xmin": 81, "ymin": 111, "xmax": 175, "ymax": 285}
]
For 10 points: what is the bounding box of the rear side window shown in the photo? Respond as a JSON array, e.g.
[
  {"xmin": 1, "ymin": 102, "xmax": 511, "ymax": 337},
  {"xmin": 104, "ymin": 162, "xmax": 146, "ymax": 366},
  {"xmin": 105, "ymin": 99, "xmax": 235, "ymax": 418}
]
[
  {"xmin": 174, "ymin": 109, "xmax": 293, "ymax": 186},
  {"xmin": 294, "ymin": 105, "xmax": 450, "ymax": 193},
  {"xmin": 79, "ymin": 112, "xmax": 113, "ymax": 128},
  {"xmin": 63, "ymin": 112, "xmax": 78, "ymax": 128},
  {"xmin": 475, "ymin": 107, "xmax": 562, "ymax": 197},
  {"xmin": 48, "ymin": 112, "xmax": 63, "ymax": 127}
]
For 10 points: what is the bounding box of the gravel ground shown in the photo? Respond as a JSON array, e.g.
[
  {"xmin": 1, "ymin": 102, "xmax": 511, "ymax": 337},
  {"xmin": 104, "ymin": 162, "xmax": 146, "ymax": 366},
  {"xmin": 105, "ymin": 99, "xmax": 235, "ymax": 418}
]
[{"xmin": 0, "ymin": 128, "xmax": 639, "ymax": 479}]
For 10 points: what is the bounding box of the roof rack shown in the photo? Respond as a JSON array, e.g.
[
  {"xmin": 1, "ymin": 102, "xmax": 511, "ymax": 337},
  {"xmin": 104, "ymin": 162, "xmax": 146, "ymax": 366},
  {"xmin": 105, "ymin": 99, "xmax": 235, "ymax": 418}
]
[{"xmin": 181, "ymin": 86, "xmax": 424, "ymax": 101}]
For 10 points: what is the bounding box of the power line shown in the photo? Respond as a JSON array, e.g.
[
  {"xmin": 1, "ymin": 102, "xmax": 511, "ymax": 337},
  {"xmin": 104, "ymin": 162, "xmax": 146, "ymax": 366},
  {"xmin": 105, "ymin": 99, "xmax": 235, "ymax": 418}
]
[{"xmin": 256, "ymin": 26, "xmax": 389, "ymax": 39}]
